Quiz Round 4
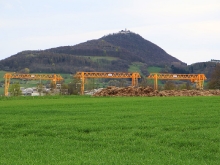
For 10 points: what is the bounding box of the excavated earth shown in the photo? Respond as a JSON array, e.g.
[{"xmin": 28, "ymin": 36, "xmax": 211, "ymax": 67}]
[{"xmin": 93, "ymin": 86, "xmax": 220, "ymax": 97}]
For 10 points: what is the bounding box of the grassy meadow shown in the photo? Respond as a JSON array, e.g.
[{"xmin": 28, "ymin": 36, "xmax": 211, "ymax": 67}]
[
  {"xmin": 128, "ymin": 62, "xmax": 143, "ymax": 73},
  {"xmin": 0, "ymin": 96, "xmax": 220, "ymax": 164},
  {"xmin": 147, "ymin": 66, "xmax": 162, "ymax": 73}
]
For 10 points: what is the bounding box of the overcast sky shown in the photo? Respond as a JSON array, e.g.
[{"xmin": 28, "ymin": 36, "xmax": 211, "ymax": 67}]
[{"xmin": 0, "ymin": 0, "xmax": 220, "ymax": 65}]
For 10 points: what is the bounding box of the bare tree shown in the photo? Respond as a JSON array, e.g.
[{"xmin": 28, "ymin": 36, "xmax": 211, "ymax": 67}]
[
  {"xmin": 9, "ymin": 83, "xmax": 22, "ymax": 96},
  {"xmin": 208, "ymin": 64, "xmax": 220, "ymax": 89}
]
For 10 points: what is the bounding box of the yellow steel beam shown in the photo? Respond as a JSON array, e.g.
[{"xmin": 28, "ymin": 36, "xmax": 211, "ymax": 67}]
[
  {"xmin": 147, "ymin": 73, "xmax": 207, "ymax": 90},
  {"xmin": 74, "ymin": 72, "xmax": 141, "ymax": 95},
  {"xmin": 3, "ymin": 73, "xmax": 64, "ymax": 96},
  {"xmin": 74, "ymin": 72, "xmax": 141, "ymax": 78},
  {"xmin": 4, "ymin": 73, "xmax": 63, "ymax": 81}
]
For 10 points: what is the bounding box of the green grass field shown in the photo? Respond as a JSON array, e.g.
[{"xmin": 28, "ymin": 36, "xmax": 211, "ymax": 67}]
[{"xmin": 0, "ymin": 96, "xmax": 220, "ymax": 164}]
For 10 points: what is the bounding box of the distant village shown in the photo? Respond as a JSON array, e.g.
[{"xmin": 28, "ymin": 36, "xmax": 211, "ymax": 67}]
[
  {"xmin": 18, "ymin": 84, "xmax": 101, "ymax": 96},
  {"xmin": 19, "ymin": 84, "xmax": 63, "ymax": 96}
]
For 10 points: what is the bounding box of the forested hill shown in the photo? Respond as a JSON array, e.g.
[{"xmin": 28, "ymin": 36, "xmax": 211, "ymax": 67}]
[
  {"xmin": 100, "ymin": 31, "xmax": 180, "ymax": 64},
  {"xmin": 0, "ymin": 30, "xmax": 184, "ymax": 74}
]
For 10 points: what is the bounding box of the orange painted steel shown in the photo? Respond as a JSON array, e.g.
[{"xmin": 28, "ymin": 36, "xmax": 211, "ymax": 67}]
[
  {"xmin": 74, "ymin": 72, "xmax": 141, "ymax": 95},
  {"xmin": 4, "ymin": 73, "xmax": 63, "ymax": 96},
  {"xmin": 147, "ymin": 73, "xmax": 207, "ymax": 90}
]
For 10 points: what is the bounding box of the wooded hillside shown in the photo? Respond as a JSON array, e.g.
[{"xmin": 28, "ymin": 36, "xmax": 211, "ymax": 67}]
[{"xmin": 0, "ymin": 30, "xmax": 186, "ymax": 74}]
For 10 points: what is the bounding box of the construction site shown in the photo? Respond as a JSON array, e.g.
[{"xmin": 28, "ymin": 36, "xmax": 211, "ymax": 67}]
[
  {"xmin": 3, "ymin": 71, "xmax": 220, "ymax": 97},
  {"xmin": 73, "ymin": 71, "xmax": 219, "ymax": 97}
]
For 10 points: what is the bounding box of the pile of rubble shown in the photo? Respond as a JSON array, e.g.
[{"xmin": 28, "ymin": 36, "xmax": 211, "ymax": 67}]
[{"xmin": 93, "ymin": 86, "xmax": 220, "ymax": 97}]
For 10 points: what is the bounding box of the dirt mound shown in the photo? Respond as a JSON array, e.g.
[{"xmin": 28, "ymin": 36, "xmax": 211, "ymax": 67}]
[{"xmin": 93, "ymin": 86, "xmax": 220, "ymax": 97}]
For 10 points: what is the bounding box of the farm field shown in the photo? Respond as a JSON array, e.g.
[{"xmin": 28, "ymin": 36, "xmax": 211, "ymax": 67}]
[{"xmin": 0, "ymin": 96, "xmax": 220, "ymax": 164}]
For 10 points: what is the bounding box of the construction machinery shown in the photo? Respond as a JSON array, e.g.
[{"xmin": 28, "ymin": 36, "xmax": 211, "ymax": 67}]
[
  {"xmin": 4, "ymin": 73, "xmax": 63, "ymax": 96},
  {"xmin": 147, "ymin": 73, "xmax": 207, "ymax": 90},
  {"xmin": 74, "ymin": 72, "xmax": 141, "ymax": 95}
]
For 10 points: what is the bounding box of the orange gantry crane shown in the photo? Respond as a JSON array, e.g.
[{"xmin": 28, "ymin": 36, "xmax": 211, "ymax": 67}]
[
  {"xmin": 4, "ymin": 73, "xmax": 64, "ymax": 96},
  {"xmin": 147, "ymin": 73, "xmax": 207, "ymax": 90},
  {"xmin": 74, "ymin": 72, "xmax": 141, "ymax": 95}
]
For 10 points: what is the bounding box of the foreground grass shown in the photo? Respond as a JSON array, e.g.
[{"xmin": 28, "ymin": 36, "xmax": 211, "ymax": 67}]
[{"xmin": 0, "ymin": 96, "xmax": 220, "ymax": 164}]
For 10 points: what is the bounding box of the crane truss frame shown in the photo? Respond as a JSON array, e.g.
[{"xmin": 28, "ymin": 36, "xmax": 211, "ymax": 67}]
[
  {"xmin": 147, "ymin": 73, "xmax": 207, "ymax": 90},
  {"xmin": 4, "ymin": 73, "xmax": 64, "ymax": 96},
  {"xmin": 74, "ymin": 72, "xmax": 141, "ymax": 95}
]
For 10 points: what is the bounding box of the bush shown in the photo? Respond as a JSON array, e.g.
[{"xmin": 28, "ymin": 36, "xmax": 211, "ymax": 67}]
[{"xmin": 164, "ymin": 81, "xmax": 176, "ymax": 90}]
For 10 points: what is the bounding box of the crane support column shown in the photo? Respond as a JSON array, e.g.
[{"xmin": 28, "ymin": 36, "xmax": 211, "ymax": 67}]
[
  {"xmin": 132, "ymin": 73, "xmax": 139, "ymax": 87},
  {"xmin": 197, "ymin": 74, "xmax": 206, "ymax": 89},
  {"xmin": 4, "ymin": 73, "xmax": 11, "ymax": 96},
  {"xmin": 154, "ymin": 74, "xmax": 158, "ymax": 90},
  {"xmin": 81, "ymin": 72, "xmax": 85, "ymax": 95},
  {"xmin": 53, "ymin": 74, "xmax": 57, "ymax": 85}
]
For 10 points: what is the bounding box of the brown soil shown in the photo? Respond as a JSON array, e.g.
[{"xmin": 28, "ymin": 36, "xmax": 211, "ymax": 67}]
[{"xmin": 93, "ymin": 86, "xmax": 220, "ymax": 97}]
